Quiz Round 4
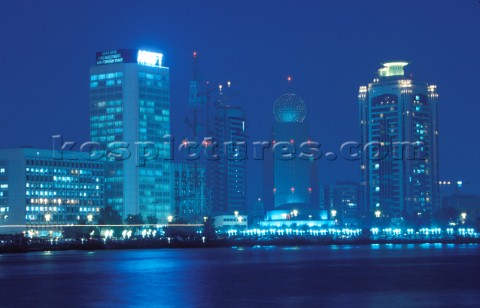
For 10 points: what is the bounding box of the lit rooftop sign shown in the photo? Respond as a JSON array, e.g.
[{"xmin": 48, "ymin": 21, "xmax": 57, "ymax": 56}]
[
  {"xmin": 137, "ymin": 50, "xmax": 163, "ymax": 67},
  {"xmin": 96, "ymin": 49, "xmax": 164, "ymax": 67},
  {"xmin": 96, "ymin": 50, "xmax": 130, "ymax": 65}
]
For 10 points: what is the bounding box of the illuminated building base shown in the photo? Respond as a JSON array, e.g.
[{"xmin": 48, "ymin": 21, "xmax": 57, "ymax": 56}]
[{"xmin": 259, "ymin": 219, "xmax": 335, "ymax": 228}]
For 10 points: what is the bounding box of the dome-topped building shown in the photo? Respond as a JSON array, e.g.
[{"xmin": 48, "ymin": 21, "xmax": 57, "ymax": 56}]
[
  {"xmin": 270, "ymin": 92, "xmax": 317, "ymax": 212},
  {"xmin": 273, "ymin": 93, "xmax": 307, "ymax": 123},
  {"xmin": 261, "ymin": 91, "xmax": 327, "ymax": 227}
]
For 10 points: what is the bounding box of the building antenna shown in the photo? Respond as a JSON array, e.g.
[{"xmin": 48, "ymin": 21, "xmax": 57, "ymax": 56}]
[
  {"xmin": 287, "ymin": 75, "xmax": 293, "ymax": 92},
  {"xmin": 192, "ymin": 51, "xmax": 198, "ymax": 80}
]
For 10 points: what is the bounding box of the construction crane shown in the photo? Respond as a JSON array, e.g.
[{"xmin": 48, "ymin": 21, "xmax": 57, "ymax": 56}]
[
  {"xmin": 181, "ymin": 51, "xmax": 242, "ymax": 222},
  {"xmin": 180, "ymin": 51, "xmax": 215, "ymax": 223}
]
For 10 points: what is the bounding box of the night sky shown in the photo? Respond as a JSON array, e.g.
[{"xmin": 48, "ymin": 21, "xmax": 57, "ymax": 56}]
[{"xmin": 1, "ymin": 0, "xmax": 479, "ymax": 204}]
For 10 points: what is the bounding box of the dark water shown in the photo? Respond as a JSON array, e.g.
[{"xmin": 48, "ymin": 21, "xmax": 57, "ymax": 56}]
[{"xmin": 1, "ymin": 244, "xmax": 480, "ymax": 307}]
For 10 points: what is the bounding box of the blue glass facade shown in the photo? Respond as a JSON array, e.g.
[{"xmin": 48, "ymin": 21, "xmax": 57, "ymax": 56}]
[{"xmin": 90, "ymin": 49, "xmax": 171, "ymax": 222}]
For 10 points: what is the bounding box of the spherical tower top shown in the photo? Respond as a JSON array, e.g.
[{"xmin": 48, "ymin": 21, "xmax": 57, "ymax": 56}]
[{"xmin": 273, "ymin": 93, "xmax": 307, "ymax": 123}]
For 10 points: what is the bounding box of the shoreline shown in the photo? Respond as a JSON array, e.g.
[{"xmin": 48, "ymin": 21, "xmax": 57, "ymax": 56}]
[{"xmin": 1, "ymin": 237, "xmax": 479, "ymax": 254}]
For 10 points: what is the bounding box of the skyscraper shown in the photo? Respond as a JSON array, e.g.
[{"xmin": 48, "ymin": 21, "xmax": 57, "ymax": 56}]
[
  {"xmin": 89, "ymin": 49, "xmax": 171, "ymax": 222},
  {"xmin": 207, "ymin": 104, "xmax": 247, "ymax": 216},
  {"xmin": 261, "ymin": 93, "xmax": 327, "ymax": 227},
  {"xmin": 359, "ymin": 62, "xmax": 440, "ymax": 223},
  {"xmin": 272, "ymin": 93, "xmax": 318, "ymax": 212}
]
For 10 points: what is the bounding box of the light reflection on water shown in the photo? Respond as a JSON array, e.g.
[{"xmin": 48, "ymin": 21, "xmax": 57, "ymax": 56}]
[{"xmin": 0, "ymin": 244, "xmax": 479, "ymax": 307}]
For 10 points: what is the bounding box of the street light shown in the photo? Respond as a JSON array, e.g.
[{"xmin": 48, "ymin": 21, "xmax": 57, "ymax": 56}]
[
  {"xmin": 374, "ymin": 210, "xmax": 381, "ymax": 218},
  {"xmin": 87, "ymin": 214, "xmax": 93, "ymax": 223},
  {"xmin": 45, "ymin": 213, "xmax": 51, "ymax": 222},
  {"xmin": 331, "ymin": 210, "xmax": 337, "ymax": 218},
  {"xmin": 234, "ymin": 211, "xmax": 239, "ymax": 217},
  {"xmin": 167, "ymin": 215, "xmax": 173, "ymax": 223}
]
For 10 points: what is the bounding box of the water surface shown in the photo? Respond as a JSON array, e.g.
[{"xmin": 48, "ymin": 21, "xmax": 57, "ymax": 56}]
[{"xmin": 1, "ymin": 244, "xmax": 479, "ymax": 307}]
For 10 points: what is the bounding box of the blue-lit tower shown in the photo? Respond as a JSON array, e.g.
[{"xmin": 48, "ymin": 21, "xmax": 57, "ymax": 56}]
[
  {"xmin": 89, "ymin": 49, "xmax": 171, "ymax": 222},
  {"xmin": 359, "ymin": 62, "xmax": 440, "ymax": 222},
  {"xmin": 272, "ymin": 93, "xmax": 318, "ymax": 215}
]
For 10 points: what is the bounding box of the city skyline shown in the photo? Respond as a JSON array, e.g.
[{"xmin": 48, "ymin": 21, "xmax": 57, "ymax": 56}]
[
  {"xmin": 2, "ymin": 2, "xmax": 480, "ymax": 306},
  {"xmin": 1, "ymin": 1, "xmax": 480, "ymax": 209},
  {"xmin": 0, "ymin": 47, "xmax": 472, "ymax": 230},
  {"xmin": 0, "ymin": 50, "xmax": 453, "ymax": 230}
]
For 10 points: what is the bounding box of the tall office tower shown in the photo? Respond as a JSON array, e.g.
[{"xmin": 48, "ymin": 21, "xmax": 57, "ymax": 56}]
[
  {"xmin": 90, "ymin": 49, "xmax": 171, "ymax": 222},
  {"xmin": 359, "ymin": 62, "xmax": 439, "ymax": 222},
  {"xmin": 0, "ymin": 148, "xmax": 104, "ymax": 235},
  {"xmin": 171, "ymin": 162, "xmax": 210, "ymax": 223},
  {"xmin": 207, "ymin": 104, "xmax": 247, "ymax": 215}
]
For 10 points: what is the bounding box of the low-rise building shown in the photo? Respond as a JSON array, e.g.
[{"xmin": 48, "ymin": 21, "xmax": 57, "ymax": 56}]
[
  {"xmin": 442, "ymin": 194, "xmax": 480, "ymax": 228},
  {"xmin": 213, "ymin": 214, "xmax": 248, "ymax": 229},
  {"xmin": 0, "ymin": 148, "xmax": 104, "ymax": 235}
]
